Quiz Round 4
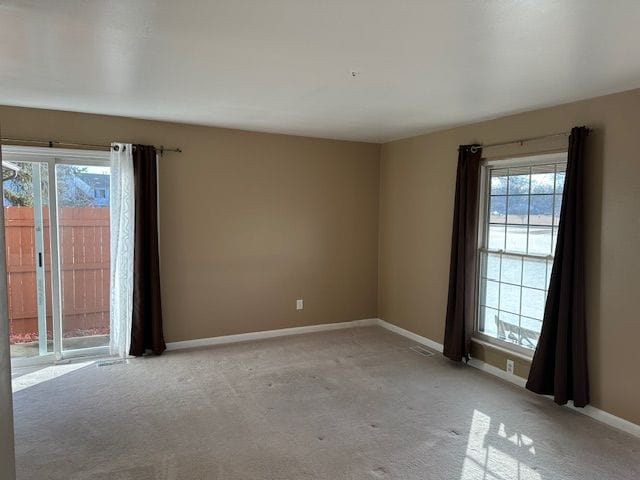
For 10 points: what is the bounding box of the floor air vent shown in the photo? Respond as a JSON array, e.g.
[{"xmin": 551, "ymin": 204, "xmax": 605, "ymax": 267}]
[
  {"xmin": 96, "ymin": 360, "xmax": 126, "ymax": 367},
  {"xmin": 410, "ymin": 345, "xmax": 435, "ymax": 357}
]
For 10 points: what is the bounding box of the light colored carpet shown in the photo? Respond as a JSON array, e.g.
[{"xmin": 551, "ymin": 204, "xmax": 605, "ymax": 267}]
[{"xmin": 11, "ymin": 326, "xmax": 640, "ymax": 479}]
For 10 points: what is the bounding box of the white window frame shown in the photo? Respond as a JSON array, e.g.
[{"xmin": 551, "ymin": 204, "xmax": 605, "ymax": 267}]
[{"xmin": 474, "ymin": 151, "xmax": 567, "ymax": 358}]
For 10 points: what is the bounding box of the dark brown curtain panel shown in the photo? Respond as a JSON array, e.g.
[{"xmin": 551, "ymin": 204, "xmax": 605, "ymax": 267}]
[
  {"xmin": 443, "ymin": 145, "xmax": 482, "ymax": 362},
  {"xmin": 526, "ymin": 126, "xmax": 589, "ymax": 406},
  {"xmin": 130, "ymin": 145, "xmax": 166, "ymax": 356}
]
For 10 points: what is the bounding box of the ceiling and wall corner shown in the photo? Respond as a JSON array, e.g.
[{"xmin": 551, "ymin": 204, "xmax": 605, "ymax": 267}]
[{"xmin": 1, "ymin": 1, "xmax": 640, "ymax": 143}]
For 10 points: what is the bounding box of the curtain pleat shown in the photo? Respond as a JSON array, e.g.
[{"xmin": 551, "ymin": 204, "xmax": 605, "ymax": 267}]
[
  {"xmin": 130, "ymin": 145, "xmax": 166, "ymax": 356},
  {"xmin": 526, "ymin": 126, "xmax": 589, "ymax": 406},
  {"xmin": 443, "ymin": 145, "xmax": 482, "ymax": 362},
  {"xmin": 109, "ymin": 143, "xmax": 134, "ymax": 358}
]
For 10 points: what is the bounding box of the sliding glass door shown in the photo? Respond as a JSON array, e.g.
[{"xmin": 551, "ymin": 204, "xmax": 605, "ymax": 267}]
[{"xmin": 2, "ymin": 146, "xmax": 111, "ymax": 363}]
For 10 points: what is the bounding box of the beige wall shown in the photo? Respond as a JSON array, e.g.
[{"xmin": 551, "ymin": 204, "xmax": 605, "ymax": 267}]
[
  {"xmin": 0, "ymin": 106, "xmax": 381, "ymax": 342},
  {"xmin": 379, "ymin": 88, "xmax": 640, "ymax": 425}
]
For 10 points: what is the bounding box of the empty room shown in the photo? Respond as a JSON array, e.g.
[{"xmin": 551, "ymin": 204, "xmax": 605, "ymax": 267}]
[{"xmin": 1, "ymin": 1, "xmax": 639, "ymax": 479}]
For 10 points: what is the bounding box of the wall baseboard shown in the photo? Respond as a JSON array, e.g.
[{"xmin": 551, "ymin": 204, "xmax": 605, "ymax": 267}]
[
  {"xmin": 467, "ymin": 357, "xmax": 527, "ymax": 388},
  {"xmin": 564, "ymin": 403, "xmax": 640, "ymax": 439},
  {"xmin": 165, "ymin": 318, "xmax": 378, "ymax": 351},
  {"xmin": 375, "ymin": 318, "xmax": 640, "ymax": 439},
  {"xmin": 375, "ymin": 318, "xmax": 444, "ymax": 353}
]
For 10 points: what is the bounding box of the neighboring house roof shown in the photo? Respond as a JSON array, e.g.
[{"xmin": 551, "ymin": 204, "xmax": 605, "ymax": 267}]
[
  {"xmin": 72, "ymin": 173, "xmax": 110, "ymax": 201},
  {"xmin": 72, "ymin": 173, "xmax": 110, "ymax": 206},
  {"xmin": 77, "ymin": 173, "xmax": 109, "ymax": 190}
]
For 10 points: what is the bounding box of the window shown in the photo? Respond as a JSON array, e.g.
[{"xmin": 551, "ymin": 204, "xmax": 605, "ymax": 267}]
[{"xmin": 476, "ymin": 152, "xmax": 566, "ymax": 352}]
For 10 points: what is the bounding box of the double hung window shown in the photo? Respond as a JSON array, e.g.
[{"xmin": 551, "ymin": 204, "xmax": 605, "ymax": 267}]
[{"xmin": 476, "ymin": 153, "xmax": 566, "ymax": 352}]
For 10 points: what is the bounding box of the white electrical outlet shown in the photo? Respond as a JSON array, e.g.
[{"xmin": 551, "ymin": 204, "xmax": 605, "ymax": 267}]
[
  {"xmin": 506, "ymin": 359, "xmax": 515, "ymax": 374},
  {"xmin": 296, "ymin": 299, "xmax": 304, "ymax": 310}
]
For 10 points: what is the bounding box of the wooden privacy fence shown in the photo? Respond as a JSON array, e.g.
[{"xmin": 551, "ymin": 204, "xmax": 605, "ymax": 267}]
[{"xmin": 4, "ymin": 206, "xmax": 110, "ymax": 341}]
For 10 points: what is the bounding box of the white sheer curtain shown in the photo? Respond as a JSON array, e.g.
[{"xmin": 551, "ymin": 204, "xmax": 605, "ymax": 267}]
[{"xmin": 109, "ymin": 143, "xmax": 135, "ymax": 357}]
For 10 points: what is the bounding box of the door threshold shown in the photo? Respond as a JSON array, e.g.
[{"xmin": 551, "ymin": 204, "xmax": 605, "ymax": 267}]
[{"xmin": 11, "ymin": 347, "xmax": 115, "ymax": 369}]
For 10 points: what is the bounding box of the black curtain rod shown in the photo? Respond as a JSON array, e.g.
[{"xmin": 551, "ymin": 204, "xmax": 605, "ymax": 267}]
[
  {"xmin": 0, "ymin": 137, "xmax": 182, "ymax": 154},
  {"xmin": 464, "ymin": 131, "xmax": 575, "ymax": 154}
]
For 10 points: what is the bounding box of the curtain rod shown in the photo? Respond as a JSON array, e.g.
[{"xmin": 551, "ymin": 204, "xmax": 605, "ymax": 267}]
[
  {"xmin": 0, "ymin": 137, "xmax": 182, "ymax": 154},
  {"xmin": 468, "ymin": 131, "xmax": 572, "ymax": 154}
]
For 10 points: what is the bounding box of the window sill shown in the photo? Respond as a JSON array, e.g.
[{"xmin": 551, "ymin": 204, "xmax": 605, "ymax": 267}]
[{"xmin": 471, "ymin": 335, "xmax": 534, "ymax": 362}]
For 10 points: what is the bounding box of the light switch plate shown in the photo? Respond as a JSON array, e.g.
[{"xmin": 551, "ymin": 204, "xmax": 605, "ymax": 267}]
[{"xmin": 296, "ymin": 299, "xmax": 303, "ymax": 310}]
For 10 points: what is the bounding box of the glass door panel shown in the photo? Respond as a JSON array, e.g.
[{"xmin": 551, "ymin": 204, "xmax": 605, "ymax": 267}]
[
  {"xmin": 55, "ymin": 164, "xmax": 111, "ymax": 352},
  {"xmin": 2, "ymin": 160, "xmax": 53, "ymax": 359}
]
